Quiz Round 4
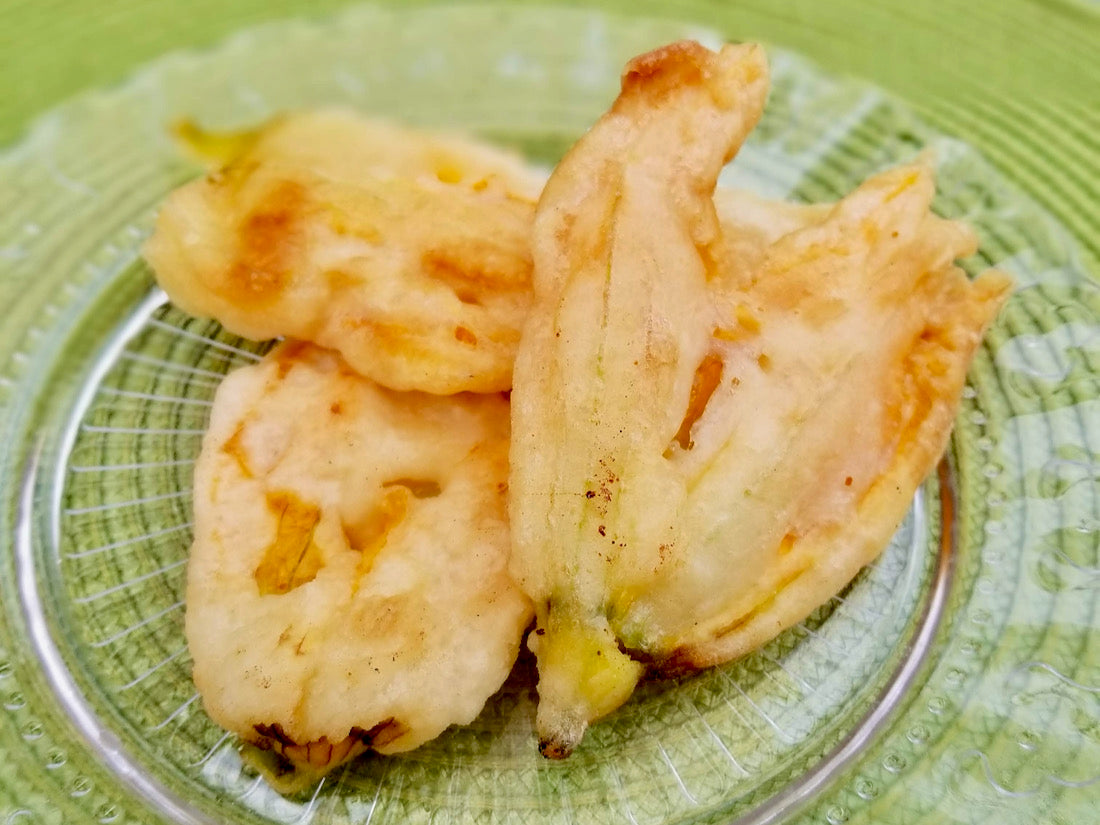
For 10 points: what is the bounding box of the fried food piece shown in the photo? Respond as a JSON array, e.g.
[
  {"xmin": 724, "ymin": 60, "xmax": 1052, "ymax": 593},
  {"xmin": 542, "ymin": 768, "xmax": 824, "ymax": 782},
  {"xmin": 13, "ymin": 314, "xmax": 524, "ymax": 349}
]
[
  {"xmin": 149, "ymin": 108, "xmax": 825, "ymax": 395},
  {"xmin": 510, "ymin": 39, "xmax": 772, "ymax": 757},
  {"xmin": 186, "ymin": 342, "xmax": 532, "ymax": 786},
  {"xmin": 508, "ymin": 40, "xmax": 1010, "ymax": 757},
  {"xmin": 622, "ymin": 161, "xmax": 1011, "ymax": 669},
  {"xmin": 144, "ymin": 110, "xmax": 543, "ymax": 394}
]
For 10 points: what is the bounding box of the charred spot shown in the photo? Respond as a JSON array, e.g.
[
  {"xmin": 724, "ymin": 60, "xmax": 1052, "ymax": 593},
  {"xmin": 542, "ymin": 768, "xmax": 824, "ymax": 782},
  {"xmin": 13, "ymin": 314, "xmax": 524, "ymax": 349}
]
[
  {"xmin": 254, "ymin": 722, "xmax": 297, "ymax": 748},
  {"xmin": 538, "ymin": 738, "xmax": 574, "ymax": 760},
  {"xmin": 363, "ymin": 717, "xmax": 407, "ymax": 749},
  {"xmin": 598, "ymin": 525, "xmax": 606, "ymax": 536},
  {"xmin": 614, "ymin": 638, "xmax": 668, "ymax": 675},
  {"xmin": 845, "ymin": 476, "xmax": 853, "ymax": 486},
  {"xmin": 585, "ymin": 491, "xmax": 596, "ymax": 499},
  {"xmin": 647, "ymin": 649, "xmax": 701, "ymax": 680}
]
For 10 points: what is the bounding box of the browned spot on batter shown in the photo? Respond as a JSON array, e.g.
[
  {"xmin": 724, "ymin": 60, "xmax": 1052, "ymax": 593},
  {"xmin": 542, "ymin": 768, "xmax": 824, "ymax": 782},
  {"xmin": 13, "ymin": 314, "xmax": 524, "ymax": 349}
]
[
  {"xmin": 454, "ymin": 289, "xmax": 481, "ymax": 306},
  {"xmin": 275, "ymin": 339, "xmax": 311, "ymax": 378},
  {"xmin": 880, "ymin": 320, "xmax": 958, "ymax": 453},
  {"xmin": 422, "ymin": 239, "xmax": 533, "ymax": 291},
  {"xmin": 254, "ymin": 492, "xmax": 325, "ymax": 596},
  {"xmin": 454, "ymin": 326, "xmax": 478, "ymax": 345},
  {"xmin": 757, "ymin": 353, "xmax": 771, "ymax": 372},
  {"xmin": 365, "ymin": 717, "xmax": 407, "ymax": 750},
  {"xmin": 342, "ymin": 317, "xmax": 413, "ymax": 358},
  {"xmin": 620, "ymin": 41, "xmax": 707, "ymax": 100},
  {"xmin": 670, "ymin": 353, "xmax": 724, "ymax": 451},
  {"xmin": 224, "ymin": 180, "xmax": 307, "ymax": 306},
  {"xmin": 330, "ymin": 401, "xmax": 343, "ymax": 415},
  {"xmin": 221, "ymin": 423, "xmax": 253, "ymax": 478},
  {"xmin": 777, "ymin": 531, "xmax": 797, "ymax": 555}
]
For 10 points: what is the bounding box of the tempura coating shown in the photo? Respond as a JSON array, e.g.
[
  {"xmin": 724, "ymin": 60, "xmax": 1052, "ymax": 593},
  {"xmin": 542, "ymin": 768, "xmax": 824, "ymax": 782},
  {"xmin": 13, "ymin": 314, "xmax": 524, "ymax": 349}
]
[
  {"xmin": 510, "ymin": 40, "xmax": 772, "ymax": 756},
  {"xmin": 508, "ymin": 41, "xmax": 1010, "ymax": 757},
  {"xmin": 144, "ymin": 110, "xmax": 542, "ymax": 394},
  {"xmin": 186, "ymin": 342, "xmax": 532, "ymax": 784}
]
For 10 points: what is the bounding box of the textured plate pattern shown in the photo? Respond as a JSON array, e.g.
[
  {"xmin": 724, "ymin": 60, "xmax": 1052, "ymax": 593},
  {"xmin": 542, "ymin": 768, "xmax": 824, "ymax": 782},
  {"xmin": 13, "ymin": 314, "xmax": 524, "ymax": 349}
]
[
  {"xmin": 51, "ymin": 299, "xmax": 936, "ymax": 825},
  {"xmin": 0, "ymin": 5, "xmax": 1097, "ymax": 825}
]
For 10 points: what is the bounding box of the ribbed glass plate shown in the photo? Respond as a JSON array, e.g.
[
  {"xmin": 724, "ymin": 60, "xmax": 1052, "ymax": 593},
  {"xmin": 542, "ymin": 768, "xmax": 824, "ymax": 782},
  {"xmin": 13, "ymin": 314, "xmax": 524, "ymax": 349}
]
[{"xmin": 0, "ymin": 5, "xmax": 1096, "ymax": 825}]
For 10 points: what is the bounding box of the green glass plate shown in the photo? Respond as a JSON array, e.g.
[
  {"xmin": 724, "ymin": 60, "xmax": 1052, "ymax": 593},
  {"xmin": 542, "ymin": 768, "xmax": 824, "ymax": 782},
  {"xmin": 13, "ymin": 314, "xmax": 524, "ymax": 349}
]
[{"xmin": 0, "ymin": 5, "xmax": 1097, "ymax": 825}]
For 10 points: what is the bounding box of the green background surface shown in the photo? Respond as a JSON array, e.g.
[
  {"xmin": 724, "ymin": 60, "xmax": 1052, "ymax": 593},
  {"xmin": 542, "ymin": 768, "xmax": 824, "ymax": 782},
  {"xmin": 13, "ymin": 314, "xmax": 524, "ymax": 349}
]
[{"xmin": 2, "ymin": 0, "xmax": 1099, "ymax": 269}]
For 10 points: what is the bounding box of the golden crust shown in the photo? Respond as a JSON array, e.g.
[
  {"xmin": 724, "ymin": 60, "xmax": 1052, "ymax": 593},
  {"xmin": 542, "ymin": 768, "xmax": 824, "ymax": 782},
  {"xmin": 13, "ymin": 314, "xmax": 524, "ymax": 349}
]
[
  {"xmin": 145, "ymin": 110, "xmax": 542, "ymax": 394},
  {"xmin": 510, "ymin": 40, "xmax": 772, "ymax": 757},
  {"xmin": 508, "ymin": 40, "xmax": 1010, "ymax": 757},
  {"xmin": 186, "ymin": 342, "xmax": 532, "ymax": 780}
]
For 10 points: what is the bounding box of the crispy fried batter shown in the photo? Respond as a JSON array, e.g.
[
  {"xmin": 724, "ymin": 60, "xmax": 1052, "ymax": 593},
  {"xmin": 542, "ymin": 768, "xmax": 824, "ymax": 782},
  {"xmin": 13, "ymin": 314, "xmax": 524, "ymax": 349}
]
[
  {"xmin": 510, "ymin": 40, "xmax": 772, "ymax": 756},
  {"xmin": 186, "ymin": 342, "xmax": 532, "ymax": 783},
  {"xmin": 508, "ymin": 41, "xmax": 1010, "ymax": 757},
  {"xmin": 145, "ymin": 110, "xmax": 542, "ymax": 394}
]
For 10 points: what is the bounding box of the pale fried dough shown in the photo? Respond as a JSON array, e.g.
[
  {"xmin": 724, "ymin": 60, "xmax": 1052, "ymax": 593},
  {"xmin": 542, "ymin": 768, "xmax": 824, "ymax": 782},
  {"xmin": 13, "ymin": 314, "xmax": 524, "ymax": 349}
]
[
  {"xmin": 145, "ymin": 110, "xmax": 542, "ymax": 394},
  {"xmin": 186, "ymin": 342, "xmax": 532, "ymax": 784},
  {"xmin": 508, "ymin": 41, "xmax": 1010, "ymax": 757}
]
